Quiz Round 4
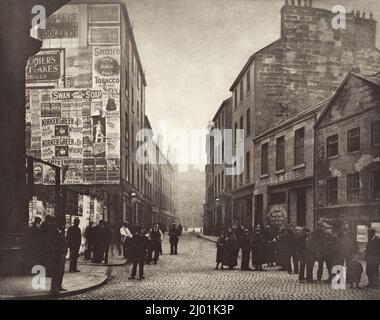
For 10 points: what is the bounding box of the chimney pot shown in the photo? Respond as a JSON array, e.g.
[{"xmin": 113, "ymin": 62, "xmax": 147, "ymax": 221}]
[
  {"xmin": 370, "ymin": 12, "xmax": 373, "ymax": 19},
  {"xmin": 362, "ymin": 12, "xmax": 366, "ymax": 18},
  {"xmin": 356, "ymin": 10, "xmax": 360, "ymax": 18}
]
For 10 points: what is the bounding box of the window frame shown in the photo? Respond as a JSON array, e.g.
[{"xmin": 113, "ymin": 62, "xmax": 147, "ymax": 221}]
[
  {"xmin": 347, "ymin": 173, "xmax": 360, "ymax": 202},
  {"xmin": 294, "ymin": 127, "xmax": 305, "ymax": 166},
  {"xmin": 261, "ymin": 143, "xmax": 269, "ymax": 175},
  {"xmin": 276, "ymin": 136, "xmax": 285, "ymax": 171},
  {"xmin": 347, "ymin": 127, "xmax": 360, "ymax": 153},
  {"xmin": 327, "ymin": 177, "xmax": 338, "ymax": 205},
  {"xmin": 327, "ymin": 134, "xmax": 339, "ymax": 158}
]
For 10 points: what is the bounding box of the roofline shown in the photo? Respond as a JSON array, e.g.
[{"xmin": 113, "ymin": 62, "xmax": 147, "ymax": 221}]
[
  {"xmin": 254, "ymin": 96, "xmax": 331, "ymax": 142},
  {"xmin": 229, "ymin": 39, "xmax": 282, "ymax": 91},
  {"xmin": 212, "ymin": 97, "xmax": 232, "ymax": 122}
]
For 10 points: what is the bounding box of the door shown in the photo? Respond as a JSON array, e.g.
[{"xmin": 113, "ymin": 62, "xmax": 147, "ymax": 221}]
[
  {"xmin": 254, "ymin": 194, "xmax": 263, "ymax": 227},
  {"xmin": 296, "ymin": 188, "xmax": 306, "ymax": 227}
]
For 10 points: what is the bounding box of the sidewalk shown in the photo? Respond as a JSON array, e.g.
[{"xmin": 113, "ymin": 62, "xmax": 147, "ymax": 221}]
[
  {"xmin": 198, "ymin": 233, "xmax": 218, "ymax": 242},
  {"xmin": 78, "ymin": 252, "xmax": 127, "ymax": 267},
  {"xmin": 0, "ymin": 261, "xmax": 109, "ymax": 300}
]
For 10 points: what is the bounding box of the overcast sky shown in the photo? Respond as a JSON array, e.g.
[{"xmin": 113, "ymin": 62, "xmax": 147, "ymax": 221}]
[{"xmin": 123, "ymin": 0, "xmax": 380, "ymax": 167}]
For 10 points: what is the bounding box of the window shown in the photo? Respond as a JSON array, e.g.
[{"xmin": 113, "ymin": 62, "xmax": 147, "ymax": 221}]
[
  {"xmin": 276, "ymin": 136, "xmax": 285, "ymax": 171},
  {"xmin": 327, "ymin": 134, "xmax": 338, "ymax": 158},
  {"xmin": 137, "ymin": 100, "xmax": 140, "ymax": 118},
  {"xmin": 125, "ymin": 68, "xmax": 129, "ymax": 97},
  {"xmin": 125, "ymin": 155, "xmax": 129, "ymax": 181},
  {"xmin": 371, "ymin": 170, "xmax": 380, "ymax": 200},
  {"xmin": 132, "ymin": 86, "xmax": 134, "ymax": 110},
  {"xmin": 261, "ymin": 143, "xmax": 268, "ymax": 175},
  {"xmin": 371, "ymin": 121, "xmax": 380, "ymax": 146},
  {"xmin": 247, "ymin": 70, "xmax": 250, "ymax": 92},
  {"xmin": 245, "ymin": 152, "xmax": 250, "ymax": 181},
  {"xmin": 234, "ymin": 89, "xmax": 238, "ymax": 108},
  {"xmin": 270, "ymin": 192, "xmax": 286, "ymax": 204},
  {"xmin": 240, "ymin": 116, "xmax": 243, "ymax": 130},
  {"xmin": 294, "ymin": 127, "xmax": 305, "ymax": 165},
  {"xmin": 347, "ymin": 173, "xmax": 360, "ymax": 202},
  {"xmin": 246, "ymin": 108, "xmax": 251, "ymax": 136},
  {"xmin": 125, "ymin": 112, "xmax": 129, "ymax": 144},
  {"xmin": 327, "ymin": 177, "xmax": 338, "ymax": 204},
  {"xmin": 239, "ymin": 80, "xmax": 243, "ymax": 101},
  {"xmin": 234, "ymin": 122, "xmax": 237, "ymax": 146},
  {"xmin": 347, "ymin": 128, "xmax": 360, "ymax": 152}
]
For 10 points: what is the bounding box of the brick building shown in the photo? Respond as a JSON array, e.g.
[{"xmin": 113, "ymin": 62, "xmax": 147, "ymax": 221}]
[
  {"xmin": 314, "ymin": 72, "xmax": 380, "ymax": 238},
  {"xmin": 228, "ymin": 0, "xmax": 380, "ymax": 228},
  {"xmin": 204, "ymin": 98, "xmax": 233, "ymax": 235}
]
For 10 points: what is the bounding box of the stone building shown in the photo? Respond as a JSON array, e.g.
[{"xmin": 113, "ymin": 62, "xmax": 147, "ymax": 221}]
[
  {"xmin": 253, "ymin": 97, "xmax": 328, "ymax": 231},
  {"xmin": 25, "ymin": 1, "xmax": 175, "ymax": 230},
  {"xmin": 176, "ymin": 167, "xmax": 205, "ymax": 230},
  {"xmin": 204, "ymin": 98, "xmax": 233, "ymax": 235},
  {"xmin": 229, "ymin": 0, "xmax": 380, "ymax": 228},
  {"xmin": 314, "ymin": 72, "xmax": 380, "ymax": 238}
]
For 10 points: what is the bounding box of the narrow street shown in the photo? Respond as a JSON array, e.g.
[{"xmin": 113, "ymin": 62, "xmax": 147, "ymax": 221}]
[{"xmin": 63, "ymin": 233, "xmax": 380, "ymax": 300}]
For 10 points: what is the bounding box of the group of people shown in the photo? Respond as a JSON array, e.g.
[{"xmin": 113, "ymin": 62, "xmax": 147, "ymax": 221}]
[
  {"xmin": 215, "ymin": 222, "xmax": 380, "ymax": 289},
  {"xmin": 26, "ymin": 215, "xmax": 184, "ymax": 292}
]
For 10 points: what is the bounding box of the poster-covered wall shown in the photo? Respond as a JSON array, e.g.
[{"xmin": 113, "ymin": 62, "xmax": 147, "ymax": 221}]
[{"xmin": 26, "ymin": 3, "xmax": 122, "ymax": 186}]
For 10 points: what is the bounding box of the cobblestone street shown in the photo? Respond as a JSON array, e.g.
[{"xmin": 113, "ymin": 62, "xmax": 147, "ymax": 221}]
[{"xmin": 63, "ymin": 233, "xmax": 380, "ymax": 300}]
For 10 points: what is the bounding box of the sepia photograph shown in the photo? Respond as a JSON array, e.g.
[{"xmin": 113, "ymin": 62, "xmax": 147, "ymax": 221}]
[{"xmin": 0, "ymin": 0, "xmax": 380, "ymax": 311}]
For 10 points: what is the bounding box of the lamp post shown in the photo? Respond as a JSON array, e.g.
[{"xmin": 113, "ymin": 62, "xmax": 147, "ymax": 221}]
[
  {"xmin": 130, "ymin": 192, "xmax": 137, "ymax": 226},
  {"xmin": 215, "ymin": 197, "xmax": 221, "ymax": 236}
]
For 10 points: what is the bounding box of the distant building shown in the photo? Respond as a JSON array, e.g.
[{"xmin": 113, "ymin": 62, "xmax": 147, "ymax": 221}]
[
  {"xmin": 204, "ymin": 98, "xmax": 233, "ymax": 235},
  {"xmin": 176, "ymin": 167, "xmax": 205, "ymax": 230},
  {"xmin": 314, "ymin": 72, "xmax": 380, "ymax": 235}
]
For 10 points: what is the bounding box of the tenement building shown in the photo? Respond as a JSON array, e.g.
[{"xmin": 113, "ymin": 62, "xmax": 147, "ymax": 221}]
[
  {"xmin": 25, "ymin": 1, "xmax": 175, "ymax": 230},
  {"xmin": 204, "ymin": 98, "xmax": 233, "ymax": 235},
  {"xmin": 253, "ymin": 98, "xmax": 328, "ymax": 231},
  {"xmin": 228, "ymin": 0, "xmax": 380, "ymax": 228},
  {"xmin": 314, "ymin": 72, "xmax": 380, "ymax": 241}
]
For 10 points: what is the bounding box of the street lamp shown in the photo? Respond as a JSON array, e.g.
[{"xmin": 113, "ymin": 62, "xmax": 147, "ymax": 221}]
[
  {"xmin": 215, "ymin": 197, "xmax": 221, "ymax": 236},
  {"xmin": 130, "ymin": 192, "xmax": 137, "ymax": 226}
]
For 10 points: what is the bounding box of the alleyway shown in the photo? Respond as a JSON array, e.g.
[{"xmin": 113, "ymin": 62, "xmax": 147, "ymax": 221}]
[{"xmin": 63, "ymin": 233, "xmax": 380, "ymax": 300}]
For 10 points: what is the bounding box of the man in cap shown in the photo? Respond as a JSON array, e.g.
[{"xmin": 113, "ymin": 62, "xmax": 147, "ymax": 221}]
[
  {"xmin": 129, "ymin": 226, "xmax": 149, "ymax": 280},
  {"xmin": 365, "ymin": 227, "xmax": 380, "ymax": 289},
  {"xmin": 66, "ymin": 217, "xmax": 82, "ymax": 273},
  {"xmin": 169, "ymin": 223, "xmax": 179, "ymax": 255}
]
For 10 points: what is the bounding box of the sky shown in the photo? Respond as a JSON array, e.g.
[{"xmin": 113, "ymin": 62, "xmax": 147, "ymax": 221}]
[{"xmin": 123, "ymin": 0, "xmax": 380, "ymax": 168}]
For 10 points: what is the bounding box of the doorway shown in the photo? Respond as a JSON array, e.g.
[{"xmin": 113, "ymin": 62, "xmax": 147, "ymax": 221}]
[{"xmin": 296, "ymin": 188, "xmax": 306, "ymax": 227}]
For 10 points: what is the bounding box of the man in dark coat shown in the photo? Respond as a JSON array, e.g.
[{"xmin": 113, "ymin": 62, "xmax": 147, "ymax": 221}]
[
  {"xmin": 365, "ymin": 228, "xmax": 380, "ymax": 289},
  {"xmin": 84, "ymin": 221, "xmax": 94, "ymax": 260},
  {"xmin": 178, "ymin": 224, "xmax": 183, "ymax": 236},
  {"xmin": 92, "ymin": 220, "xmax": 107, "ymax": 263},
  {"xmin": 129, "ymin": 226, "xmax": 149, "ymax": 280},
  {"xmin": 336, "ymin": 222, "xmax": 357, "ymax": 269},
  {"xmin": 169, "ymin": 223, "xmax": 179, "ymax": 255},
  {"xmin": 147, "ymin": 224, "xmax": 162, "ymax": 264},
  {"xmin": 306, "ymin": 222, "xmax": 325, "ymax": 282},
  {"xmin": 317, "ymin": 224, "xmax": 338, "ymax": 282},
  {"xmin": 287, "ymin": 224, "xmax": 299, "ymax": 274},
  {"xmin": 240, "ymin": 229, "xmax": 251, "ymax": 271},
  {"xmin": 251, "ymin": 225, "xmax": 265, "ymax": 271},
  {"xmin": 276, "ymin": 227, "xmax": 290, "ymax": 271},
  {"xmin": 263, "ymin": 225, "xmax": 275, "ymax": 267},
  {"xmin": 26, "ymin": 216, "xmax": 42, "ymax": 271},
  {"xmin": 40, "ymin": 215, "xmax": 67, "ymax": 294},
  {"xmin": 297, "ymin": 227, "xmax": 312, "ymax": 282},
  {"xmin": 224, "ymin": 230, "xmax": 238, "ymax": 270},
  {"xmin": 66, "ymin": 217, "xmax": 81, "ymax": 273}
]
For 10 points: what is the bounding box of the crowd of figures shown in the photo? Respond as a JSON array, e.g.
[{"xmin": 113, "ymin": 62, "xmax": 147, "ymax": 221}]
[
  {"xmin": 215, "ymin": 222, "xmax": 380, "ymax": 289},
  {"xmin": 26, "ymin": 215, "xmax": 184, "ymax": 293}
]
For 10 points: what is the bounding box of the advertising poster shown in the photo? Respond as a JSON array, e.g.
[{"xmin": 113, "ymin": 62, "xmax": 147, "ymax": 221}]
[
  {"xmin": 107, "ymin": 158, "xmax": 120, "ymax": 182},
  {"xmin": 89, "ymin": 26, "xmax": 120, "ymax": 45},
  {"xmin": 33, "ymin": 162, "xmax": 43, "ymax": 184},
  {"xmin": 88, "ymin": 4, "xmax": 120, "ymax": 24},
  {"xmin": 102, "ymin": 89, "xmax": 119, "ymax": 116},
  {"xmin": 95, "ymin": 158, "xmax": 107, "ymax": 182},
  {"xmin": 92, "ymin": 46, "xmax": 120, "ymax": 90},
  {"xmin": 106, "ymin": 138, "xmax": 120, "ymax": 159},
  {"xmin": 37, "ymin": 5, "xmax": 79, "ymax": 40},
  {"xmin": 83, "ymin": 159, "xmax": 95, "ymax": 183},
  {"xmin": 42, "ymin": 163, "xmax": 58, "ymax": 185},
  {"xmin": 65, "ymin": 47, "xmax": 92, "ymax": 88},
  {"xmin": 62, "ymin": 159, "xmax": 83, "ymax": 184},
  {"xmin": 357, "ymin": 225, "xmax": 368, "ymax": 243},
  {"xmin": 26, "ymin": 50, "xmax": 63, "ymax": 86},
  {"xmin": 268, "ymin": 205, "xmax": 287, "ymax": 228},
  {"xmin": 93, "ymin": 115, "xmax": 106, "ymax": 143}
]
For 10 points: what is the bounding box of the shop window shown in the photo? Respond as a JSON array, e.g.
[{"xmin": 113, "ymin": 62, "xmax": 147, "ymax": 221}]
[
  {"xmin": 327, "ymin": 134, "xmax": 338, "ymax": 158},
  {"xmin": 327, "ymin": 177, "xmax": 338, "ymax": 204},
  {"xmin": 347, "ymin": 127, "xmax": 360, "ymax": 153},
  {"xmin": 347, "ymin": 173, "xmax": 360, "ymax": 202},
  {"xmin": 270, "ymin": 192, "xmax": 286, "ymax": 204},
  {"xmin": 294, "ymin": 127, "xmax": 305, "ymax": 166},
  {"xmin": 371, "ymin": 170, "xmax": 380, "ymax": 200},
  {"xmin": 372, "ymin": 120, "xmax": 380, "ymax": 147},
  {"xmin": 261, "ymin": 143, "xmax": 268, "ymax": 175},
  {"xmin": 276, "ymin": 136, "xmax": 285, "ymax": 171}
]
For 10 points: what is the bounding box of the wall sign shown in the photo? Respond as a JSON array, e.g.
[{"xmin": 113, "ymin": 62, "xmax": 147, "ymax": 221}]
[
  {"xmin": 88, "ymin": 4, "xmax": 120, "ymax": 24},
  {"xmin": 26, "ymin": 50, "xmax": 62, "ymax": 85},
  {"xmin": 89, "ymin": 26, "xmax": 120, "ymax": 45}
]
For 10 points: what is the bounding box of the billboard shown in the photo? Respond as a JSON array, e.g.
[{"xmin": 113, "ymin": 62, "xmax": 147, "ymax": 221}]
[
  {"xmin": 26, "ymin": 50, "xmax": 63, "ymax": 86},
  {"xmin": 93, "ymin": 46, "xmax": 121, "ymax": 90},
  {"xmin": 27, "ymin": 89, "xmax": 120, "ymax": 185},
  {"xmin": 88, "ymin": 4, "xmax": 120, "ymax": 24}
]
